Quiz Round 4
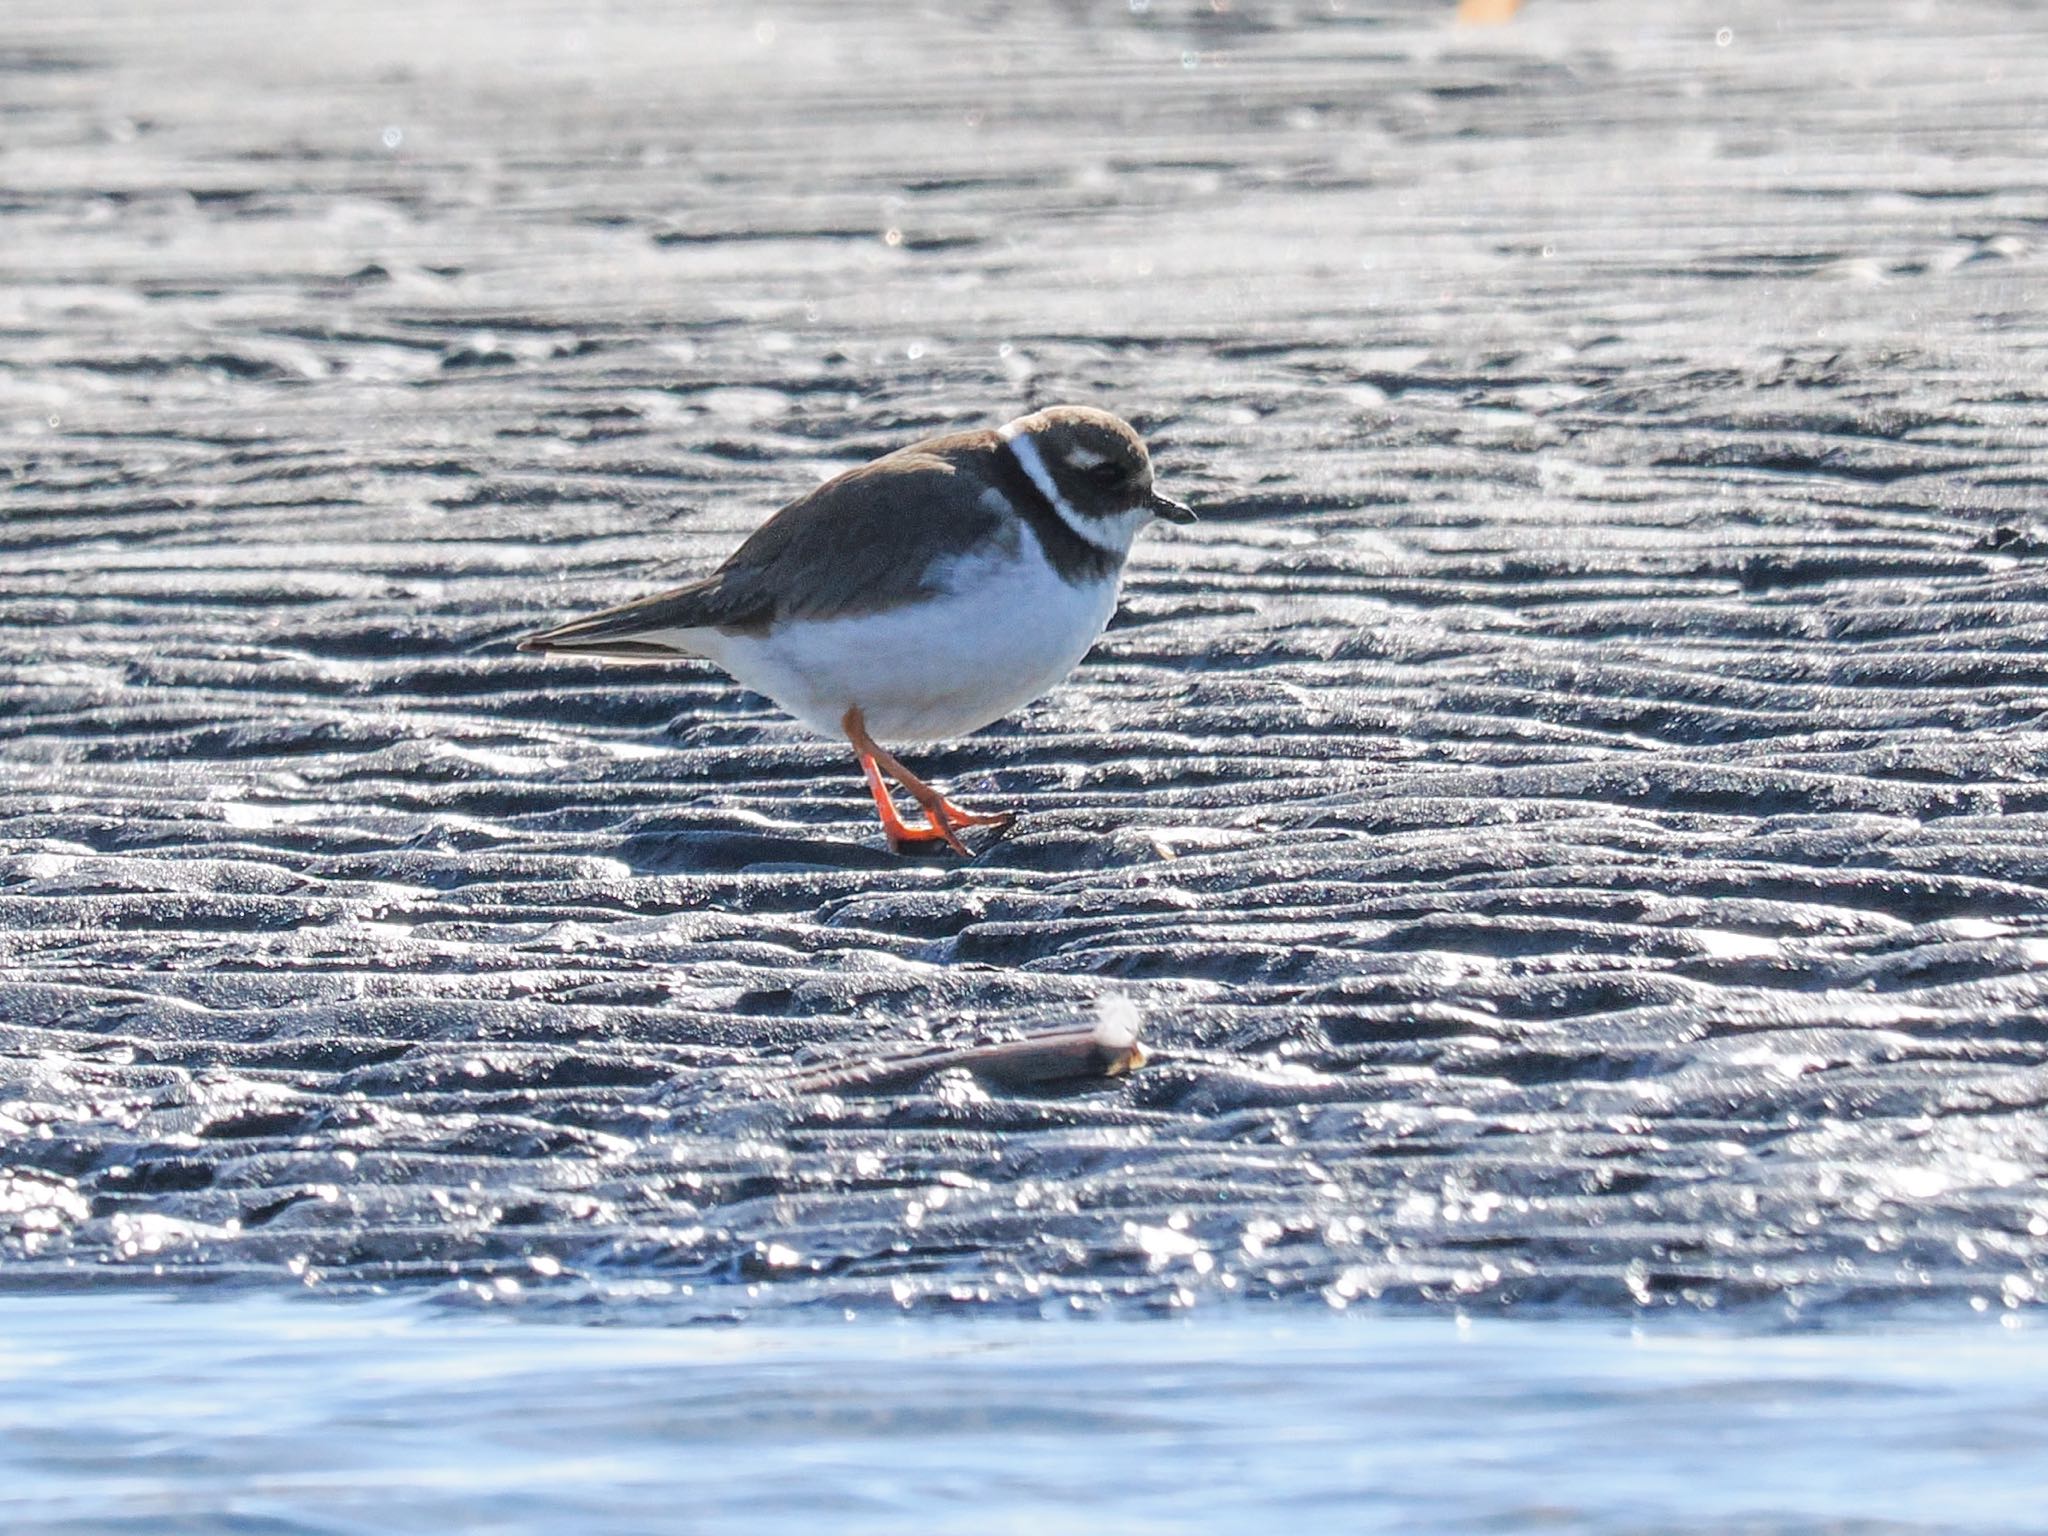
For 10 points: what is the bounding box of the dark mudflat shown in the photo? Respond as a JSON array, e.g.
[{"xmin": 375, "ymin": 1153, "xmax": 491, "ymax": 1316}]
[{"xmin": 4, "ymin": 0, "xmax": 2048, "ymax": 1319}]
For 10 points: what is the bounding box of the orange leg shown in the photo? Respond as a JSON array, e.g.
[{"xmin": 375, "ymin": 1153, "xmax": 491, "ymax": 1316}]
[
  {"xmin": 843, "ymin": 708, "xmax": 1016, "ymax": 855},
  {"xmin": 856, "ymin": 750, "xmax": 966, "ymax": 854}
]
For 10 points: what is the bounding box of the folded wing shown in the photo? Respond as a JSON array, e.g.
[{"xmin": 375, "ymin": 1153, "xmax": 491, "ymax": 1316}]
[{"xmin": 517, "ymin": 432, "xmax": 1005, "ymax": 660}]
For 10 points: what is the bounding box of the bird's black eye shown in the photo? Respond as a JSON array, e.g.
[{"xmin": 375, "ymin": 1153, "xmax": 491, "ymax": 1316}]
[{"xmin": 1084, "ymin": 462, "xmax": 1126, "ymax": 490}]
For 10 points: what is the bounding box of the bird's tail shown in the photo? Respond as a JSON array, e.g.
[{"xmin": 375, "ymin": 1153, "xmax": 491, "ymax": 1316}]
[
  {"xmin": 516, "ymin": 575, "xmax": 755, "ymax": 660},
  {"xmin": 516, "ymin": 632, "xmax": 697, "ymax": 661},
  {"xmin": 516, "ymin": 609, "xmax": 700, "ymax": 660}
]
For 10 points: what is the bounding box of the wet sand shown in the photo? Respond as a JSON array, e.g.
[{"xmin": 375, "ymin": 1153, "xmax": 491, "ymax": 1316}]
[{"xmin": 5, "ymin": 0, "xmax": 2048, "ymax": 1317}]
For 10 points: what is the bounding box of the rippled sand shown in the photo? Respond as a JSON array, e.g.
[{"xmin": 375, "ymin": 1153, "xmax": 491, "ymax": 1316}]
[{"xmin": 5, "ymin": 0, "xmax": 2048, "ymax": 1318}]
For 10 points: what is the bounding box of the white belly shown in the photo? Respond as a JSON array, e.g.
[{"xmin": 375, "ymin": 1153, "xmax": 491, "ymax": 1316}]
[{"xmin": 690, "ymin": 544, "xmax": 1119, "ymax": 743}]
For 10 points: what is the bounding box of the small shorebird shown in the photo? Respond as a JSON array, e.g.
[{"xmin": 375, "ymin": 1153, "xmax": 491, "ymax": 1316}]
[{"xmin": 518, "ymin": 405, "xmax": 1193, "ymax": 854}]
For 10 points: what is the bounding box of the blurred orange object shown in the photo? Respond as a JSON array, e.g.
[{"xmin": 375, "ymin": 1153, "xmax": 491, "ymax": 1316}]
[{"xmin": 1457, "ymin": 0, "xmax": 1522, "ymax": 22}]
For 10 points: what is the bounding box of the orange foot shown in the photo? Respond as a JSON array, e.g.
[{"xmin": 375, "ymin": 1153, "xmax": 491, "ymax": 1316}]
[{"xmin": 843, "ymin": 707, "xmax": 1015, "ymax": 856}]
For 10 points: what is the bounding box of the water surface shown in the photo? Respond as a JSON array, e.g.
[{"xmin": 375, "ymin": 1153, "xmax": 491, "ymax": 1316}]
[{"xmin": 4, "ymin": 1291, "xmax": 2045, "ymax": 1534}]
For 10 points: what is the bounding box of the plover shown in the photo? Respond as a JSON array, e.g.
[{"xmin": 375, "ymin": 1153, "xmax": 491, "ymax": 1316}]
[{"xmin": 518, "ymin": 405, "xmax": 1193, "ymax": 854}]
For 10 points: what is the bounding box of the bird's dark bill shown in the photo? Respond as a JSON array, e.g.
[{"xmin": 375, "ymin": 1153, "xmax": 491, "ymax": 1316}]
[{"xmin": 1148, "ymin": 491, "xmax": 1196, "ymax": 523}]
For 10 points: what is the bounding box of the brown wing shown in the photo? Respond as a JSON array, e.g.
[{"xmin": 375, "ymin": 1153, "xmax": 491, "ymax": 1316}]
[{"xmin": 518, "ymin": 430, "xmax": 1006, "ymax": 657}]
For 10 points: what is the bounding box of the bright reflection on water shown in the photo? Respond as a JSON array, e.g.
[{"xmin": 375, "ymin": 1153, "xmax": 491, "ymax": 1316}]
[{"xmin": 1, "ymin": 1293, "xmax": 2044, "ymax": 1534}]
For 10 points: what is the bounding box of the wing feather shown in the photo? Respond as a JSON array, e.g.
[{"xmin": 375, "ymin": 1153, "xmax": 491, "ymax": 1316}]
[{"xmin": 518, "ymin": 430, "xmax": 1005, "ymax": 659}]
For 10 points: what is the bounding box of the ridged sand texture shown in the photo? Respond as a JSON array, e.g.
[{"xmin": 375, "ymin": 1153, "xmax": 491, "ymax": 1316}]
[{"xmin": 5, "ymin": 0, "xmax": 2048, "ymax": 1316}]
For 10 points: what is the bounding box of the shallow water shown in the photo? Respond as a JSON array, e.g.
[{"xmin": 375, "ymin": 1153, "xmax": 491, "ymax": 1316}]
[
  {"xmin": 3, "ymin": 1290, "xmax": 2045, "ymax": 1535},
  {"xmin": 5, "ymin": 0, "xmax": 2048, "ymax": 1320}
]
